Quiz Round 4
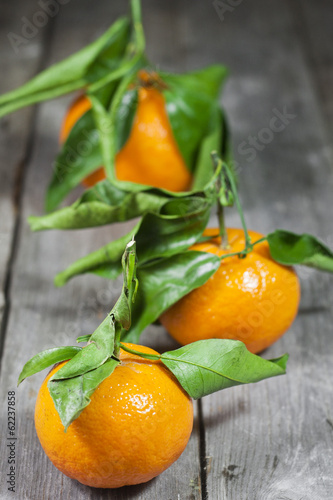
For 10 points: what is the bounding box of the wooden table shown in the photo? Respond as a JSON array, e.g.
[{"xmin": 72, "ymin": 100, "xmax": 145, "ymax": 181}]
[{"xmin": 1, "ymin": 1, "xmax": 333, "ymax": 498}]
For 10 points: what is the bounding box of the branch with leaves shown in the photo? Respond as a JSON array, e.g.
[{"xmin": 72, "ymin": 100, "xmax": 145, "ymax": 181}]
[
  {"xmin": 36, "ymin": 153, "xmax": 333, "ymax": 345},
  {"xmin": 18, "ymin": 240, "xmax": 288, "ymax": 431},
  {"xmin": 0, "ymin": 0, "xmax": 231, "ymax": 220}
]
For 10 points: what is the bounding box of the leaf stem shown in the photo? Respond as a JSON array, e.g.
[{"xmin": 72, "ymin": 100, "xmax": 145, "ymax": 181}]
[
  {"xmin": 217, "ymin": 199, "xmax": 228, "ymax": 249},
  {"xmin": 223, "ymin": 160, "xmax": 251, "ymax": 251},
  {"xmin": 119, "ymin": 342, "xmax": 160, "ymax": 361},
  {"xmin": 113, "ymin": 239, "xmax": 138, "ymax": 358},
  {"xmin": 88, "ymin": 0, "xmax": 146, "ymax": 182},
  {"xmin": 211, "ymin": 151, "xmax": 252, "ymax": 255},
  {"xmin": 212, "ymin": 154, "xmax": 229, "ymax": 249},
  {"xmin": 87, "ymin": 0, "xmax": 145, "ymax": 94}
]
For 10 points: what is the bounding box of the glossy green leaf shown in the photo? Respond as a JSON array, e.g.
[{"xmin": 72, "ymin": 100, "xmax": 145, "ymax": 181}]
[
  {"xmin": 54, "ymin": 196, "xmax": 210, "ymax": 286},
  {"xmin": 0, "ymin": 18, "xmax": 130, "ymax": 118},
  {"xmin": 47, "ymin": 109, "xmax": 102, "ymax": 212},
  {"xmin": 55, "ymin": 226, "xmax": 137, "ymax": 286},
  {"xmin": 46, "ymin": 86, "xmax": 139, "ymax": 213},
  {"xmin": 17, "ymin": 346, "xmax": 82, "ymax": 386},
  {"xmin": 88, "ymin": 69, "xmax": 138, "ymax": 181},
  {"xmin": 135, "ymin": 198, "xmax": 210, "ymax": 261},
  {"xmin": 267, "ymin": 230, "xmax": 333, "ymax": 272},
  {"xmin": 47, "ymin": 240, "xmax": 138, "ymax": 429},
  {"xmin": 160, "ymin": 340, "xmax": 288, "ymax": 399},
  {"xmin": 124, "ymin": 250, "xmax": 221, "ymax": 343},
  {"xmin": 48, "ymin": 357, "xmax": 119, "ymax": 430},
  {"xmin": 47, "ymin": 66, "xmax": 229, "ymax": 208},
  {"xmin": 192, "ymin": 107, "xmax": 223, "ymax": 190},
  {"xmin": 51, "ymin": 315, "xmax": 116, "ymax": 381},
  {"xmin": 162, "ymin": 65, "xmax": 228, "ymax": 168}
]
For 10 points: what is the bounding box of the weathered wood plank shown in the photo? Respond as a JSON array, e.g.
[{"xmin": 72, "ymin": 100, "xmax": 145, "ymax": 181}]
[
  {"xmin": 0, "ymin": 1, "xmax": 47, "ymax": 332},
  {"xmin": 288, "ymin": 0, "xmax": 333, "ymax": 144},
  {"xmin": 188, "ymin": 0, "xmax": 333, "ymax": 498},
  {"xmin": 0, "ymin": 1, "xmax": 202, "ymax": 499},
  {"xmin": 1, "ymin": 0, "xmax": 333, "ymax": 499}
]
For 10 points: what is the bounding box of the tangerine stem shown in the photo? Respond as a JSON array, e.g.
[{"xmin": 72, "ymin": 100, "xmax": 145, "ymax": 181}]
[
  {"xmin": 217, "ymin": 203, "xmax": 228, "ymax": 249},
  {"xmin": 222, "ymin": 160, "xmax": 252, "ymax": 251},
  {"xmin": 114, "ymin": 324, "xmax": 123, "ymax": 359},
  {"xmin": 218, "ymin": 236, "xmax": 267, "ymax": 262},
  {"xmin": 87, "ymin": 0, "xmax": 145, "ymax": 95},
  {"xmin": 212, "ymin": 154, "xmax": 229, "ymax": 249}
]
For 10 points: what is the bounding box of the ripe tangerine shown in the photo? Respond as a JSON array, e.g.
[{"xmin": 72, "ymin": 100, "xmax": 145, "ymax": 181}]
[
  {"xmin": 34, "ymin": 343, "xmax": 193, "ymax": 488},
  {"xmin": 160, "ymin": 228, "xmax": 300, "ymax": 354},
  {"xmin": 59, "ymin": 72, "xmax": 192, "ymax": 192}
]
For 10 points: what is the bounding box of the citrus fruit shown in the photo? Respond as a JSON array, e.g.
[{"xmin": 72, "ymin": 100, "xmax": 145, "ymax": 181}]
[
  {"xmin": 160, "ymin": 228, "xmax": 300, "ymax": 354},
  {"xmin": 34, "ymin": 343, "xmax": 193, "ymax": 489},
  {"xmin": 59, "ymin": 94, "xmax": 91, "ymax": 144},
  {"xmin": 59, "ymin": 72, "xmax": 192, "ymax": 191}
]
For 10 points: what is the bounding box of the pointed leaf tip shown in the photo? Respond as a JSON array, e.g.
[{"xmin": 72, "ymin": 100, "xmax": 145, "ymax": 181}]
[
  {"xmin": 17, "ymin": 346, "xmax": 82, "ymax": 386},
  {"xmin": 160, "ymin": 339, "xmax": 289, "ymax": 399}
]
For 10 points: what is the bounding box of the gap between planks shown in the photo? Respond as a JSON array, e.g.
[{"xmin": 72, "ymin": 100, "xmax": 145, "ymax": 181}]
[{"xmin": 0, "ymin": 19, "xmax": 57, "ymax": 375}]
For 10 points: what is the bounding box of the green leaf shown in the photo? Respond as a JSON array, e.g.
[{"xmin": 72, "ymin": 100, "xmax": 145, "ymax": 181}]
[
  {"xmin": 55, "ymin": 225, "xmax": 137, "ymax": 286},
  {"xmin": 29, "ymin": 181, "xmax": 169, "ymax": 230},
  {"xmin": 125, "ymin": 251, "xmax": 221, "ymax": 343},
  {"xmin": 115, "ymin": 87, "xmax": 139, "ymax": 152},
  {"xmin": 54, "ymin": 196, "xmax": 210, "ymax": 286},
  {"xmin": 160, "ymin": 340, "xmax": 288, "ymax": 399},
  {"xmin": 135, "ymin": 198, "xmax": 210, "ymax": 261},
  {"xmin": 0, "ymin": 18, "xmax": 131, "ymax": 118},
  {"xmin": 77, "ymin": 334, "xmax": 92, "ymax": 343},
  {"xmin": 51, "ymin": 315, "xmax": 116, "ymax": 381},
  {"xmin": 51, "ymin": 240, "xmax": 137, "ymax": 381},
  {"xmin": 29, "ymin": 153, "xmax": 222, "ymax": 232},
  {"xmin": 47, "ymin": 108, "xmax": 102, "ymax": 212},
  {"xmin": 267, "ymin": 230, "xmax": 333, "ymax": 272},
  {"xmin": 47, "ymin": 239, "xmax": 138, "ymax": 429},
  {"xmin": 162, "ymin": 65, "xmax": 228, "ymax": 169},
  {"xmin": 192, "ymin": 107, "xmax": 223, "ymax": 190},
  {"xmin": 17, "ymin": 346, "xmax": 82, "ymax": 386},
  {"xmin": 87, "ymin": 0, "xmax": 146, "ymax": 181},
  {"xmin": 46, "ymin": 86, "xmax": 139, "ymax": 213},
  {"xmin": 48, "ymin": 357, "xmax": 119, "ymax": 431},
  {"xmin": 163, "ymin": 65, "xmax": 228, "ymax": 103},
  {"xmin": 112, "ymin": 239, "xmax": 138, "ymax": 330}
]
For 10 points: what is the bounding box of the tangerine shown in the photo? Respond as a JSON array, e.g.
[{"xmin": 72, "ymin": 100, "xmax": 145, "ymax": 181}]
[
  {"xmin": 59, "ymin": 72, "xmax": 192, "ymax": 191},
  {"xmin": 59, "ymin": 94, "xmax": 91, "ymax": 144},
  {"xmin": 160, "ymin": 228, "xmax": 300, "ymax": 354},
  {"xmin": 34, "ymin": 343, "xmax": 193, "ymax": 488}
]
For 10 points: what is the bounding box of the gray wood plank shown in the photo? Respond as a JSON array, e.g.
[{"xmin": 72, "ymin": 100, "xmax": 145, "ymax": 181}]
[
  {"xmin": 288, "ymin": 0, "xmax": 333, "ymax": 145},
  {"xmin": 184, "ymin": 0, "xmax": 333, "ymax": 498},
  {"xmin": 0, "ymin": 1, "xmax": 47, "ymax": 332},
  {"xmin": 0, "ymin": 1, "xmax": 202, "ymax": 499},
  {"xmin": 2, "ymin": 1, "xmax": 333, "ymax": 499}
]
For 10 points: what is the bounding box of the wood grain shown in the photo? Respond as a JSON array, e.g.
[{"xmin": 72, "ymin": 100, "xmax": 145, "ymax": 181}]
[
  {"xmin": 289, "ymin": 0, "xmax": 333, "ymax": 145},
  {"xmin": 0, "ymin": 0, "xmax": 48, "ymax": 335},
  {"xmin": 197, "ymin": 0, "xmax": 333, "ymax": 498},
  {"xmin": 0, "ymin": 1, "xmax": 201, "ymax": 499},
  {"xmin": 0, "ymin": 0, "xmax": 332, "ymax": 499}
]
